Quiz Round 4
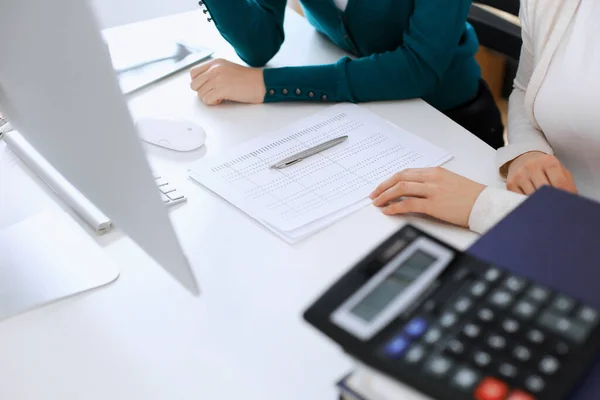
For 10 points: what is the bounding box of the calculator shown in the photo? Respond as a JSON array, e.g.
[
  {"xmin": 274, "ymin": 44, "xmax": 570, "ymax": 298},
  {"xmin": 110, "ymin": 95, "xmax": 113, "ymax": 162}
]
[{"xmin": 304, "ymin": 225, "xmax": 600, "ymax": 400}]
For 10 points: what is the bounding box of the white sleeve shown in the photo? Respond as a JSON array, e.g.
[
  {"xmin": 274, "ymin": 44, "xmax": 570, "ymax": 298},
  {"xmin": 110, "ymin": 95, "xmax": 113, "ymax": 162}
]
[
  {"xmin": 468, "ymin": 187, "xmax": 527, "ymax": 234},
  {"xmin": 496, "ymin": 0, "xmax": 554, "ymax": 179}
]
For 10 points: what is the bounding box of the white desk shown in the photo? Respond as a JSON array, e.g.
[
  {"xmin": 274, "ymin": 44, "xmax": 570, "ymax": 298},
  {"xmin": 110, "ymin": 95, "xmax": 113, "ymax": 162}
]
[{"xmin": 0, "ymin": 9, "xmax": 504, "ymax": 400}]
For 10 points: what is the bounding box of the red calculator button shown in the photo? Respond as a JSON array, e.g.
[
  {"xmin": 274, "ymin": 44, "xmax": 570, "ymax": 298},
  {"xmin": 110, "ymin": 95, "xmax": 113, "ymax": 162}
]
[
  {"xmin": 507, "ymin": 391, "xmax": 537, "ymax": 400},
  {"xmin": 474, "ymin": 377, "xmax": 509, "ymax": 400}
]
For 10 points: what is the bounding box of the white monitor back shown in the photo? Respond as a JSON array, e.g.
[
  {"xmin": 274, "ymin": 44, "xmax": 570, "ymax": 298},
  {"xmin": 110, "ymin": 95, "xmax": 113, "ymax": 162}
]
[{"xmin": 0, "ymin": 0, "xmax": 199, "ymax": 295}]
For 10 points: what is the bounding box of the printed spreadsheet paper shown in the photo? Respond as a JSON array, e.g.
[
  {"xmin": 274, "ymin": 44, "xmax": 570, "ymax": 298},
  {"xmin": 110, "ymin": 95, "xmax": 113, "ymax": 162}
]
[{"xmin": 189, "ymin": 104, "xmax": 453, "ymax": 242}]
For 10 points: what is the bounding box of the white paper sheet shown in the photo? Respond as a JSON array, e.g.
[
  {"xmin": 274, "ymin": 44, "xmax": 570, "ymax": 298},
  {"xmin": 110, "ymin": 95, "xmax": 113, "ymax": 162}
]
[{"xmin": 189, "ymin": 104, "xmax": 452, "ymax": 242}]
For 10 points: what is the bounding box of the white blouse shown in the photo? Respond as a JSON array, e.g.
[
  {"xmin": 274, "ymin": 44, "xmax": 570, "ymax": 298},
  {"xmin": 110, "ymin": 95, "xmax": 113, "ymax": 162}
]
[
  {"xmin": 333, "ymin": 0, "xmax": 349, "ymax": 12},
  {"xmin": 469, "ymin": 0, "xmax": 600, "ymax": 233}
]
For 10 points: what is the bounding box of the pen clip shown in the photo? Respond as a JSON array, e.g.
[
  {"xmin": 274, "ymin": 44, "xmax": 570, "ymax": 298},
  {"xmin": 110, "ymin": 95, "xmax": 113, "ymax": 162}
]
[{"xmin": 272, "ymin": 158, "xmax": 303, "ymax": 169}]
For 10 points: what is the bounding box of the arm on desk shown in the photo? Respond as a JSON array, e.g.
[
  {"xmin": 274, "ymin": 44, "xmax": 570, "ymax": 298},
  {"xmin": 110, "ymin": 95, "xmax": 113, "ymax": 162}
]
[
  {"xmin": 202, "ymin": 0, "xmax": 286, "ymax": 67},
  {"xmin": 264, "ymin": 0, "xmax": 475, "ymax": 104},
  {"xmin": 369, "ymin": 168, "xmax": 526, "ymax": 235}
]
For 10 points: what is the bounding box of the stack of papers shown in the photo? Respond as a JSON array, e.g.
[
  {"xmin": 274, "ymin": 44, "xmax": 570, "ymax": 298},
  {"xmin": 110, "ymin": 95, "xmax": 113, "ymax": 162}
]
[{"xmin": 189, "ymin": 104, "xmax": 452, "ymax": 243}]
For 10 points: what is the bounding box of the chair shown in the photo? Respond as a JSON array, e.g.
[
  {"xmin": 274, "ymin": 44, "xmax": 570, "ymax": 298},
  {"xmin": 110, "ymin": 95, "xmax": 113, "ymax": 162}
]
[{"xmin": 468, "ymin": 0, "xmax": 522, "ymax": 61}]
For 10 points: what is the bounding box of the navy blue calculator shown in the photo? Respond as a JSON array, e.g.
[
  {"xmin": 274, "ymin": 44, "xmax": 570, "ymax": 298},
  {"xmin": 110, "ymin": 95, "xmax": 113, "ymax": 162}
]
[{"xmin": 304, "ymin": 225, "xmax": 600, "ymax": 400}]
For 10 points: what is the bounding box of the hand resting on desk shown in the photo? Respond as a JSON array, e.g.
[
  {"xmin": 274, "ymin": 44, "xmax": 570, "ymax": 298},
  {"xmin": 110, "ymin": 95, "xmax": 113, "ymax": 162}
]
[
  {"xmin": 505, "ymin": 151, "xmax": 577, "ymax": 196},
  {"xmin": 190, "ymin": 59, "xmax": 266, "ymax": 105},
  {"xmin": 370, "ymin": 167, "xmax": 486, "ymax": 228}
]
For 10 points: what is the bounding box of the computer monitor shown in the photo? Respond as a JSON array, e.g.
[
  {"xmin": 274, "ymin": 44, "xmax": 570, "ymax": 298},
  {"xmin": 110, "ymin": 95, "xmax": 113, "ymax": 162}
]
[{"xmin": 0, "ymin": 0, "xmax": 199, "ymax": 295}]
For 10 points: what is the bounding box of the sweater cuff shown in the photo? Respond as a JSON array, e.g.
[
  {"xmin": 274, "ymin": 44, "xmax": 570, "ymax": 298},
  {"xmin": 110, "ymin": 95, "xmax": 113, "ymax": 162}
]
[
  {"xmin": 468, "ymin": 187, "xmax": 527, "ymax": 234},
  {"xmin": 496, "ymin": 142, "xmax": 555, "ymax": 180},
  {"xmin": 262, "ymin": 59, "xmax": 353, "ymax": 103}
]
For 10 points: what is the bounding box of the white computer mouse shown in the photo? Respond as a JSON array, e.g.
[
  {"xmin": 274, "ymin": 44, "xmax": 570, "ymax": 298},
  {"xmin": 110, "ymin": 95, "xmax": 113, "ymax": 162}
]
[{"xmin": 136, "ymin": 118, "xmax": 206, "ymax": 151}]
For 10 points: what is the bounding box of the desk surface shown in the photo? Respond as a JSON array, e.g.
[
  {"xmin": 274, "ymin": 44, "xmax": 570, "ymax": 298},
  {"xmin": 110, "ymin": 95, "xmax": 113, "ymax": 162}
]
[{"xmin": 0, "ymin": 10, "xmax": 503, "ymax": 400}]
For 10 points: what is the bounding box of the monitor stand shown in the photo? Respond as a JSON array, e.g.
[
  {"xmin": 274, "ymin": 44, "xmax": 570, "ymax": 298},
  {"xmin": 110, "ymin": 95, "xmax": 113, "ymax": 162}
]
[{"xmin": 0, "ymin": 211, "xmax": 119, "ymax": 321}]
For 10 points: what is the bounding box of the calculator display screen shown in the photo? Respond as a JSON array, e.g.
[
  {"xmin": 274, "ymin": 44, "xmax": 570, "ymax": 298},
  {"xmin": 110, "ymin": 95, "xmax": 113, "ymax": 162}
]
[
  {"xmin": 350, "ymin": 250, "xmax": 437, "ymax": 322},
  {"xmin": 331, "ymin": 237, "xmax": 454, "ymax": 340}
]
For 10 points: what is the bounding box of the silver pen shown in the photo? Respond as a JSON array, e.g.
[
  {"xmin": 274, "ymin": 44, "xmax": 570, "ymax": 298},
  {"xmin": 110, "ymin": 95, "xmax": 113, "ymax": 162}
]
[{"xmin": 270, "ymin": 135, "xmax": 348, "ymax": 169}]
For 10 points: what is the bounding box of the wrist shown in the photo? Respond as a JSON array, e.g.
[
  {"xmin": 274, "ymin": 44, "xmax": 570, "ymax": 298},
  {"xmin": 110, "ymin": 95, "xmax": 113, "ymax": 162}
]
[
  {"xmin": 254, "ymin": 69, "xmax": 266, "ymax": 102},
  {"xmin": 507, "ymin": 151, "xmax": 546, "ymax": 174}
]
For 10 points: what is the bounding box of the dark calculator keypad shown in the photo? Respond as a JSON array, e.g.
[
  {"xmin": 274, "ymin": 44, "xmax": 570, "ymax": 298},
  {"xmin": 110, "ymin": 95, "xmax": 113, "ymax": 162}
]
[{"xmin": 378, "ymin": 266, "xmax": 600, "ymax": 400}]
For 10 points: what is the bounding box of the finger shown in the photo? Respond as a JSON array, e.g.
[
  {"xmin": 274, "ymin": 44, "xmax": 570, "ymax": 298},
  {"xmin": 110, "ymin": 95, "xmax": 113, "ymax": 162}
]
[
  {"xmin": 562, "ymin": 167, "xmax": 578, "ymax": 193},
  {"xmin": 381, "ymin": 198, "xmax": 427, "ymax": 215},
  {"xmin": 190, "ymin": 61, "xmax": 213, "ymax": 80},
  {"xmin": 369, "ymin": 169, "xmax": 428, "ymax": 199},
  {"xmin": 200, "ymin": 88, "xmax": 216, "ymax": 105},
  {"xmin": 197, "ymin": 79, "xmax": 215, "ymax": 99},
  {"xmin": 518, "ymin": 178, "xmax": 536, "ymax": 195},
  {"xmin": 373, "ymin": 182, "xmax": 430, "ymax": 207},
  {"xmin": 202, "ymin": 89, "xmax": 223, "ymax": 106},
  {"xmin": 530, "ymin": 169, "xmax": 551, "ymax": 189},
  {"xmin": 190, "ymin": 71, "xmax": 211, "ymax": 92},
  {"xmin": 506, "ymin": 179, "xmax": 525, "ymax": 195},
  {"xmin": 545, "ymin": 164, "xmax": 577, "ymax": 193}
]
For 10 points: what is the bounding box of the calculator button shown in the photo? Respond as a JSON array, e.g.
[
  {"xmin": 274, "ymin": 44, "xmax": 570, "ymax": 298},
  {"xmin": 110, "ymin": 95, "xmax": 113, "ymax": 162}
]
[
  {"xmin": 424, "ymin": 355, "xmax": 454, "ymax": 378},
  {"xmin": 440, "ymin": 312, "xmax": 459, "ymax": 328},
  {"xmin": 444, "ymin": 338, "xmax": 467, "ymax": 358},
  {"xmin": 507, "ymin": 390, "xmax": 536, "ymax": 400},
  {"xmin": 513, "ymin": 300, "xmax": 538, "ymax": 320},
  {"xmin": 484, "ymin": 268, "xmax": 503, "ymax": 283},
  {"xmin": 474, "ymin": 377, "xmax": 509, "ymax": 400},
  {"xmin": 421, "ymin": 299, "xmax": 438, "ymax": 313},
  {"xmin": 553, "ymin": 341, "xmax": 570, "ymax": 357},
  {"xmin": 404, "ymin": 317, "xmax": 429, "ymax": 339},
  {"xmin": 477, "ymin": 308, "xmax": 496, "ymax": 324},
  {"xmin": 538, "ymin": 311, "xmax": 589, "ymax": 343},
  {"xmin": 471, "ymin": 281, "xmax": 489, "ymax": 297},
  {"xmin": 453, "ymin": 267, "xmax": 471, "ymax": 281},
  {"xmin": 404, "ymin": 344, "xmax": 427, "ymax": 364},
  {"xmin": 489, "ymin": 290, "xmax": 515, "ymax": 309},
  {"xmin": 524, "ymin": 374, "xmax": 546, "ymax": 394},
  {"xmin": 423, "ymin": 326, "xmax": 443, "ymax": 345},
  {"xmin": 384, "ymin": 335, "xmax": 411, "ymax": 358},
  {"xmin": 498, "ymin": 362, "xmax": 519, "ymax": 380},
  {"xmin": 454, "ymin": 297, "xmax": 473, "ymax": 314},
  {"xmin": 577, "ymin": 306, "xmax": 599, "ymax": 326},
  {"xmin": 473, "ymin": 350, "xmax": 493, "ymax": 368},
  {"xmin": 502, "ymin": 318, "xmax": 521, "ymax": 335},
  {"xmin": 503, "ymin": 276, "xmax": 527, "ymax": 294},
  {"xmin": 526, "ymin": 329, "xmax": 545, "ymax": 346},
  {"xmin": 486, "ymin": 334, "xmax": 507, "ymax": 351},
  {"xmin": 451, "ymin": 366, "xmax": 481, "ymax": 391},
  {"xmin": 462, "ymin": 323, "xmax": 482, "ymax": 340},
  {"xmin": 512, "ymin": 345, "xmax": 532, "ymax": 363},
  {"xmin": 538, "ymin": 355, "xmax": 560, "ymax": 375},
  {"xmin": 551, "ymin": 295, "xmax": 576, "ymax": 314},
  {"xmin": 527, "ymin": 285, "xmax": 551, "ymax": 303}
]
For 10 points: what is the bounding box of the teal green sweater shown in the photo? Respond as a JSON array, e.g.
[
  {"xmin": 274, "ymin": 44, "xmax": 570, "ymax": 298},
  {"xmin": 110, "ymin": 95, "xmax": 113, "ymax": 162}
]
[{"xmin": 201, "ymin": 0, "xmax": 481, "ymax": 111}]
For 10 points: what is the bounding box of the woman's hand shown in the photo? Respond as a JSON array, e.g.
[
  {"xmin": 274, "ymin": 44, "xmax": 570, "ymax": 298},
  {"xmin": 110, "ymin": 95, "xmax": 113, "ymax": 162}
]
[
  {"xmin": 370, "ymin": 167, "xmax": 486, "ymax": 228},
  {"xmin": 190, "ymin": 59, "xmax": 266, "ymax": 105},
  {"xmin": 506, "ymin": 151, "xmax": 577, "ymax": 195}
]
